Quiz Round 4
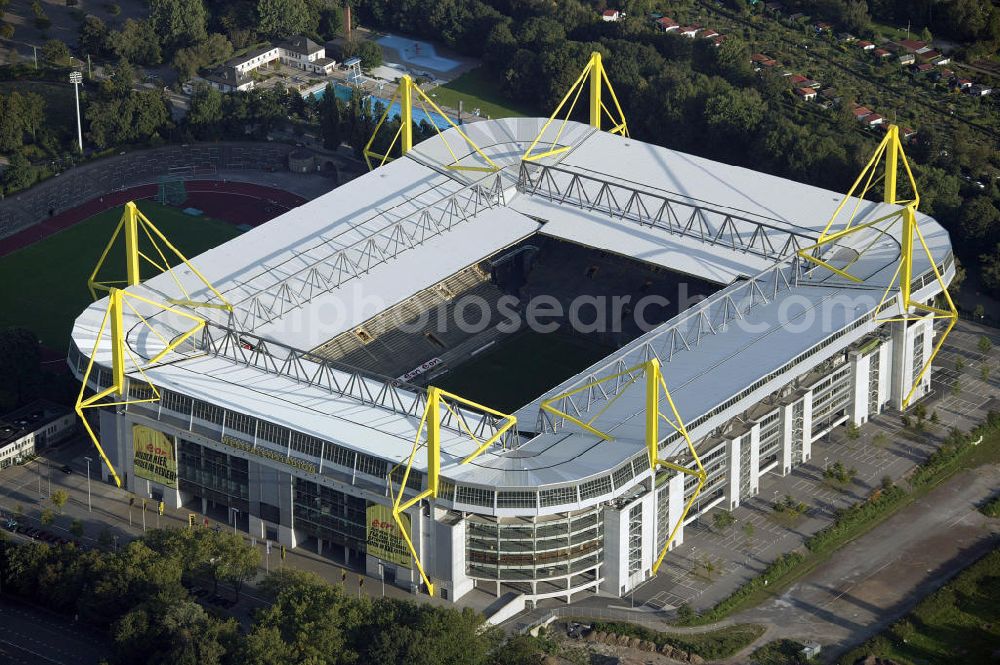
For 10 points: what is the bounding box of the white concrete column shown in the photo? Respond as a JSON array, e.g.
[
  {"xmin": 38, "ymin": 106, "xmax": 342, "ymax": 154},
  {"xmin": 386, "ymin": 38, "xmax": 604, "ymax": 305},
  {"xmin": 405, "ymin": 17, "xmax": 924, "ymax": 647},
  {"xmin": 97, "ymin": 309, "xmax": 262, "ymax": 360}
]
[
  {"xmin": 726, "ymin": 436, "xmax": 741, "ymax": 508},
  {"xmin": 667, "ymin": 471, "xmax": 685, "ymax": 549},
  {"xmin": 849, "ymin": 351, "xmax": 870, "ymax": 425},
  {"xmin": 801, "ymin": 392, "xmax": 813, "ymax": 463},
  {"xmin": 780, "ymin": 404, "xmax": 794, "ymax": 475},
  {"xmin": 748, "ymin": 424, "xmax": 761, "ymax": 495}
]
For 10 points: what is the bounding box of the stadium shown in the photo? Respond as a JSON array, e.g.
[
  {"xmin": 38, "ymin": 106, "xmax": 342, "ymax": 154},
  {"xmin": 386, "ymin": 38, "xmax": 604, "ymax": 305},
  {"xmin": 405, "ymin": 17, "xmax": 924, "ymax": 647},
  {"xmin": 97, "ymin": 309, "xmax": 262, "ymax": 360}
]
[{"xmin": 68, "ymin": 57, "xmax": 956, "ymax": 605}]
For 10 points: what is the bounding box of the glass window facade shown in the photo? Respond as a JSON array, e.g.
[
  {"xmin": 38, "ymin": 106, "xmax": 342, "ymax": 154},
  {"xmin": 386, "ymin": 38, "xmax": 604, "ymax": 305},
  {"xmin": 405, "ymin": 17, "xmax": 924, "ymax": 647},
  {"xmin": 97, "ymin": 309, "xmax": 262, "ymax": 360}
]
[{"xmin": 293, "ymin": 478, "xmax": 367, "ymax": 548}]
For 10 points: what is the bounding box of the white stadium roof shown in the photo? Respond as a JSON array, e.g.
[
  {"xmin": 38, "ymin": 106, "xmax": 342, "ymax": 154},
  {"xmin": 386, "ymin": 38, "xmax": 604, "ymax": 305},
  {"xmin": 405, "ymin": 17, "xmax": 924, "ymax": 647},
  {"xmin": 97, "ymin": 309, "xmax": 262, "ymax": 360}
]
[{"xmin": 71, "ymin": 118, "xmax": 953, "ymax": 507}]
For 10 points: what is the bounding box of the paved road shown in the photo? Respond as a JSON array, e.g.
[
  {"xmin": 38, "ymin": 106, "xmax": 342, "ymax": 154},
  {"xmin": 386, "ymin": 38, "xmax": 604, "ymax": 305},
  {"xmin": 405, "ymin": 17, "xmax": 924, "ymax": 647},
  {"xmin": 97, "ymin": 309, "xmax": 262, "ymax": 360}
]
[
  {"xmin": 730, "ymin": 463, "xmax": 1000, "ymax": 663},
  {"xmin": 0, "ymin": 599, "xmax": 109, "ymax": 665}
]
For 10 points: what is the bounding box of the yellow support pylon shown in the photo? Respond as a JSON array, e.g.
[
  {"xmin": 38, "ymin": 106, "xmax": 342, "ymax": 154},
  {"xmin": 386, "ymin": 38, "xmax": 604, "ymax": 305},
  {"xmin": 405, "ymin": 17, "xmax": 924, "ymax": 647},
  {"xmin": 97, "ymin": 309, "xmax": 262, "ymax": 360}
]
[
  {"xmin": 363, "ymin": 75, "xmax": 500, "ymax": 173},
  {"xmin": 75, "ymin": 289, "xmax": 206, "ymax": 487},
  {"xmin": 389, "ymin": 387, "xmax": 517, "ymax": 595},
  {"xmin": 796, "ymin": 125, "xmax": 957, "ymax": 407},
  {"xmin": 540, "ymin": 359, "xmax": 705, "ymax": 574},
  {"xmin": 88, "ymin": 201, "xmax": 232, "ymax": 311},
  {"xmin": 521, "ymin": 51, "xmax": 629, "ymax": 162}
]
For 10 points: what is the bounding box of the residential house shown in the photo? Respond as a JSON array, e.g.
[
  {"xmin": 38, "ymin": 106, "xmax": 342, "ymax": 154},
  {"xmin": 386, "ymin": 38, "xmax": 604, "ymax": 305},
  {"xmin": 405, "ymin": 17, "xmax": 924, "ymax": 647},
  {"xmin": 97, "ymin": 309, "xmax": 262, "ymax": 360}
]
[
  {"xmin": 751, "ymin": 53, "xmax": 778, "ymax": 69},
  {"xmin": 874, "ymin": 48, "xmax": 892, "ymax": 59},
  {"xmin": 864, "ymin": 113, "xmax": 883, "ymax": 127},
  {"xmin": 857, "ymin": 40, "xmax": 875, "ymax": 51},
  {"xmin": 896, "ymin": 39, "xmax": 927, "ymax": 52},
  {"xmin": 911, "ymin": 62, "xmax": 934, "ymax": 76},
  {"xmin": 837, "ymin": 32, "xmax": 856, "ymax": 42},
  {"xmin": 897, "ymin": 52, "xmax": 915, "ymax": 65},
  {"xmin": 789, "ymin": 74, "xmax": 820, "ymax": 89},
  {"xmin": 280, "ymin": 36, "xmax": 335, "ymax": 74},
  {"xmin": 679, "ymin": 25, "xmax": 700, "ymax": 38},
  {"xmin": 969, "ymin": 84, "xmax": 992, "ymax": 96},
  {"xmin": 795, "ymin": 87, "xmax": 817, "ymax": 100},
  {"xmin": 956, "ymin": 78, "xmax": 973, "ymax": 90},
  {"xmin": 227, "ymin": 45, "xmax": 281, "ymax": 77},
  {"xmin": 601, "ymin": 9, "xmax": 622, "ymax": 21},
  {"xmin": 814, "ymin": 21, "xmax": 833, "ymax": 32},
  {"xmin": 901, "ymin": 127, "xmax": 918, "ymax": 140},
  {"xmin": 852, "ymin": 106, "xmax": 872, "ymax": 120},
  {"xmin": 698, "ymin": 28, "xmax": 720, "ymax": 40},
  {"xmin": 205, "ymin": 67, "xmax": 255, "ymax": 93},
  {"xmin": 656, "ymin": 16, "xmax": 679, "ymax": 31}
]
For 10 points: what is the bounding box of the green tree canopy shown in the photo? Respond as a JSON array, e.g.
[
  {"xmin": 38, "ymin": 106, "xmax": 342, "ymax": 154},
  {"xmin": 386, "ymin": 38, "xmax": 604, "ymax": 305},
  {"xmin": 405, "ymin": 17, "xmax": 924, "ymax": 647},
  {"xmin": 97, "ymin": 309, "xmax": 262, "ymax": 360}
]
[
  {"xmin": 257, "ymin": 0, "xmax": 312, "ymax": 40},
  {"xmin": 149, "ymin": 0, "xmax": 208, "ymax": 51}
]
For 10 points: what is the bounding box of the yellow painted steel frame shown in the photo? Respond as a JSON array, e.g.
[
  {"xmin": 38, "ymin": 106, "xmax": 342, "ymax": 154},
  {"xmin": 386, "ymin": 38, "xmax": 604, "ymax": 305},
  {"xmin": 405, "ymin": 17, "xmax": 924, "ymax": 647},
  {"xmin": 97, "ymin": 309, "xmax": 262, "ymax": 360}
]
[
  {"xmin": 75, "ymin": 289, "xmax": 206, "ymax": 487},
  {"xmin": 389, "ymin": 386, "xmax": 517, "ymax": 595},
  {"xmin": 796, "ymin": 125, "xmax": 957, "ymax": 407},
  {"xmin": 88, "ymin": 201, "xmax": 232, "ymax": 311},
  {"xmin": 539, "ymin": 358, "xmax": 705, "ymax": 574},
  {"xmin": 363, "ymin": 75, "xmax": 501, "ymax": 173},
  {"xmin": 522, "ymin": 51, "xmax": 629, "ymax": 163}
]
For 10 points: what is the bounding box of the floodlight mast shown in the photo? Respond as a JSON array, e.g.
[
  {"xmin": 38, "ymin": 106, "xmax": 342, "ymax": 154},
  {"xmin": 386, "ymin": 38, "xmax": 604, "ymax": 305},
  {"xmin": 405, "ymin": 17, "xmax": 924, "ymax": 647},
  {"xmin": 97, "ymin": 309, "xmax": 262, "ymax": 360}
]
[{"xmin": 69, "ymin": 70, "xmax": 83, "ymax": 154}]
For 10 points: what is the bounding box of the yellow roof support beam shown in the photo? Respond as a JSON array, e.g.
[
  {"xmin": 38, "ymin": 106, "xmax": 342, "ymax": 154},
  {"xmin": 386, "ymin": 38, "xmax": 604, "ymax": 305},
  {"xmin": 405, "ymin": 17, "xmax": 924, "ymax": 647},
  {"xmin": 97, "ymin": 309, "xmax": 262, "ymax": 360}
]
[
  {"xmin": 389, "ymin": 386, "xmax": 517, "ymax": 596},
  {"xmin": 363, "ymin": 75, "xmax": 500, "ymax": 173},
  {"xmin": 88, "ymin": 201, "xmax": 232, "ymax": 312},
  {"xmin": 75, "ymin": 288, "xmax": 206, "ymax": 487},
  {"xmin": 540, "ymin": 358, "xmax": 705, "ymax": 574},
  {"xmin": 797, "ymin": 124, "xmax": 956, "ymax": 408},
  {"xmin": 522, "ymin": 51, "xmax": 629, "ymax": 163}
]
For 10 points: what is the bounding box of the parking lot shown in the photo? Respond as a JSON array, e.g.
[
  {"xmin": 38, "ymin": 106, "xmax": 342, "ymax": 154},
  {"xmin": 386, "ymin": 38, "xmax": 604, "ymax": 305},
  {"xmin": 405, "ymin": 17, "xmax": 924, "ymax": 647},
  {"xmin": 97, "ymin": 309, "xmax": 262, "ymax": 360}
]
[{"xmin": 629, "ymin": 320, "xmax": 999, "ymax": 613}]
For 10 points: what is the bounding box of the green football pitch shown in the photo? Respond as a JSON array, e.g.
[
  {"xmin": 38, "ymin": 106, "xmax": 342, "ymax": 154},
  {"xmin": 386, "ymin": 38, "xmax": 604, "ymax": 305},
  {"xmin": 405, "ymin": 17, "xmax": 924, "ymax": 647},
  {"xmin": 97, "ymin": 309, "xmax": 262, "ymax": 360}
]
[
  {"xmin": 0, "ymin": 201, "xmax": 241, "ymax": 350},
  {"xmin": 435, "ymin": 329, "xmax": 614, "ymax": 412}
]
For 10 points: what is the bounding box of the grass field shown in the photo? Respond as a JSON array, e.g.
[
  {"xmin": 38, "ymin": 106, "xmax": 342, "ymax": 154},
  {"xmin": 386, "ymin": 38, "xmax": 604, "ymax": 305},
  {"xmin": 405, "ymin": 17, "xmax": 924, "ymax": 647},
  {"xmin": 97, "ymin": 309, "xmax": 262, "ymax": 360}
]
[
  {"xmin": 435, "ymin": 330, "xmax": 612, "ymax": 411},
  {"xmin": 0, "ymin": 201, "xmax": 240, "ymax": 349},
  {"xmin": 838, "ymin": 549, "xmax": 1000, "ymax": 664},
  {"xmin": 431, "ymin": 68, "xmax": 538, "ymax": 120}
]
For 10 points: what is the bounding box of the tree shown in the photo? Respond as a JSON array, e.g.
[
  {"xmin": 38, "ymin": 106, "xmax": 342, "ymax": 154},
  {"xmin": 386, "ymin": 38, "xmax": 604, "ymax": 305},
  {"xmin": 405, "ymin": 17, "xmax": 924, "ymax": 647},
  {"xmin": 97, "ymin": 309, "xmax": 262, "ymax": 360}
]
[
  {"xmin": 115, "ymin": 19, "xmax": 164, "ymax": 66},
  {"xmin": 712, "ymin": 510, "xmax": 735, "ymax": 531},
  {"xmin": 959, "ymin": 197, "xmax": 1000, "ymax": 242},
  {"xmin": 51, "ymin": 490, "xmax": 68, "ymax": 514},
  {"xmin": 79, "ymin": 15, "xmax": 111, "ymax": 58},
  {"xmin": 187, "ymin": 84, "xmax": 225, "ymax": 138},
  {"xmin": 257, "ymin": 0, "xmax": 311, "ymax": 40},
  {"xmin": 115, "ymin": 599, "xmax": 238, "ymax": 665},
  {"xmin": 318, "ymin": 84, "xmax": 342, "ymax": 149},
  {"xmin": 172, "ymin": 33, "xmax": 233, "ymax": 80},
  {"xmin": 70, "ymin": 519, "xmax": 84, "ymax": 538},
  {"xmin": 982, "ymin": 243, "xmax": 1000, "ymax": 297},
  {"xmin": 40, "ymin": 509, "xmax": 54, "ymax": 525},
  {"xmin": 149, "ymin": 0, "xmax": 207, "ymax": 51},
  {"xmin": 41, "ymin": 39, "xmax": 70, "ymax": 66},
  {"xmin": 212, "ymin": 531, "xmax": 260, "ymax": 600},
  {"xmin": 979, "ymin": 335, "xmax": 993, "ymax": 354}
]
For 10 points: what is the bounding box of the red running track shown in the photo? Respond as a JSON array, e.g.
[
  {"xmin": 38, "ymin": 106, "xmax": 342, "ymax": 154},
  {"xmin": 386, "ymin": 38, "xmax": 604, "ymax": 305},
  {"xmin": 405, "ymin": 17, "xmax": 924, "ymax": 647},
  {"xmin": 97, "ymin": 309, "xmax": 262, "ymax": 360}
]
[{"xmin": 0, "ymin": 180, "xmax": 308, "ymax": 258}]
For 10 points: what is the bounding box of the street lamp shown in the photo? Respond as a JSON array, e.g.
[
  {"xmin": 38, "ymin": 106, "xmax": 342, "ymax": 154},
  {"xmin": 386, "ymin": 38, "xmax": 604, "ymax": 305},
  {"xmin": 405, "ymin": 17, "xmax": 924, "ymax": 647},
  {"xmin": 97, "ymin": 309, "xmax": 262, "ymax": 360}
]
[
  {"xmin": 84, "ymin": 456, "xmax": 93, "ymax": 512},
  {"xmin": 69, "ymin": 70, "xmax": 83, "ymax": 154}
]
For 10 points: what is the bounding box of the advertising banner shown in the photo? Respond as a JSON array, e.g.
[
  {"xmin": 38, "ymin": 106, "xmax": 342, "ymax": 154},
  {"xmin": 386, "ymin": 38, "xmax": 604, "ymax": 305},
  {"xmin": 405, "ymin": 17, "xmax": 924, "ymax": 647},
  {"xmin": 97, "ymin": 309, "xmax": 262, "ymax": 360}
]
[
  {"xmin": 132, "ymin": 425, "xmax": 178, "ymax": 488},
  {"xmin": 366, "ymin": 503, "xmax": 412, "ymax": 568}
]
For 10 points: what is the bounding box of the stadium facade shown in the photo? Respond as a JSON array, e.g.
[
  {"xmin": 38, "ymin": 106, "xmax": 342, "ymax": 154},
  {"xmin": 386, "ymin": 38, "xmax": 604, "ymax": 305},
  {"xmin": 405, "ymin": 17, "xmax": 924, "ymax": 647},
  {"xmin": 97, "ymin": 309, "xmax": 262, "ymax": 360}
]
[{"xmin": 69, "ymin": 113, "xmax": 954, "ymax": 604}]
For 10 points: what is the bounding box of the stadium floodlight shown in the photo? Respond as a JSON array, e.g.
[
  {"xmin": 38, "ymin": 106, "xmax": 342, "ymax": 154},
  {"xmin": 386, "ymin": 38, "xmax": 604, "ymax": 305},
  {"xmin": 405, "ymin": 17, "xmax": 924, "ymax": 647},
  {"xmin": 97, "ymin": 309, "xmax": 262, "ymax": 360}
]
[{"xmin": 69, "ymin": 70, "xmax": 83, "ymax": 154}]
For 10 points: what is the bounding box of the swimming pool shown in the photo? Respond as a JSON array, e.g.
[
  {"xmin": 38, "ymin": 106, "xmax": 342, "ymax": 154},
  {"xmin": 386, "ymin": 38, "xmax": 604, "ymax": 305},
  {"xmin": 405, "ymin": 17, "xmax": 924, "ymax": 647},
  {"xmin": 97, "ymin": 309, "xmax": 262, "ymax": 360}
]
[
  {"xmin": 305, "ymin": 83, "xmax": 454, "ymax": 130},
  {"xmin": 377, "ymin": 34, "xmax": 461, "ymax": 73}
]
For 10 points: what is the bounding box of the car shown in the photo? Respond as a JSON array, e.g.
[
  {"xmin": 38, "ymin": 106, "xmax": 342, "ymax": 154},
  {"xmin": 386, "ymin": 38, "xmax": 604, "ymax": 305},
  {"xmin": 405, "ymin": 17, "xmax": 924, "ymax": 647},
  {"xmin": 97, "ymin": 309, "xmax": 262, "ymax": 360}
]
[
  {"xmin": 4, "ymin": 519, "xmax": 17, "ymax": 530},
  {"xmin": 61, "ymin": 465, "xmax": 73, "ymax": 474}
]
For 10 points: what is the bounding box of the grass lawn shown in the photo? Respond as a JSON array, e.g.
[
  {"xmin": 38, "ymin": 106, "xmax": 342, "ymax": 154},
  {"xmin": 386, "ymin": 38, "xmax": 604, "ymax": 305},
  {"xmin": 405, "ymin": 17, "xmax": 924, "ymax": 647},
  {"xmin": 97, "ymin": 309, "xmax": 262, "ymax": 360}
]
[
  {"xmin": 430, "ymin": 67, "xmax": 539, "ymax": 119},
  {"xmin": 586, "ymin": 620, "xmax": 766, "ymax": 661},
  {"xmin": 0, "ymin": 201, "xmax": 240, "ymax": 349},
  {"xmin": 838, "ymin": 549, "xmax": 1000, "ymax": 665}
]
